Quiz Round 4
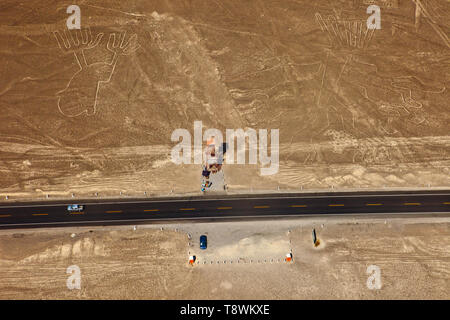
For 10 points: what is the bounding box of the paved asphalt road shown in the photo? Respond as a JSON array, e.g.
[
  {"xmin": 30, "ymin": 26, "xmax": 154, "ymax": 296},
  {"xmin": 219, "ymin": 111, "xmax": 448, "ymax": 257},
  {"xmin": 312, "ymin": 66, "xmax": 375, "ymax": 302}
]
[{"xmin": 0, "ymin": 190, "xmax": 449, "ymax": 229}]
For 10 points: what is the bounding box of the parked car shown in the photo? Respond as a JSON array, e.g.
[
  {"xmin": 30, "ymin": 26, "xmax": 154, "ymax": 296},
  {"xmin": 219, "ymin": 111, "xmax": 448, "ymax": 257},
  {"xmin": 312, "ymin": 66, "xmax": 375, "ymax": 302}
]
[
  {"xmin": 200, "ymin": 235, "xmax": 207, "ymax": 250},
  {"xmin": 67, "ymin": 204, "xmax": 84, "ymax": 213}
]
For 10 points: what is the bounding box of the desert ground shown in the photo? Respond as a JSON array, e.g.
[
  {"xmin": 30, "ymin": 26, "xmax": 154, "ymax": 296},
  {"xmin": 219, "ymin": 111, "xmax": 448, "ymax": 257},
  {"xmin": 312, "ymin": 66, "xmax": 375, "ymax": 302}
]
[
  {"xmin": 0, "ymin": 216, "xmax": 448, "ymax": 299},
  {"xmin": 0, "ymin": 0, "xmax": 448, "ymax": 200}
]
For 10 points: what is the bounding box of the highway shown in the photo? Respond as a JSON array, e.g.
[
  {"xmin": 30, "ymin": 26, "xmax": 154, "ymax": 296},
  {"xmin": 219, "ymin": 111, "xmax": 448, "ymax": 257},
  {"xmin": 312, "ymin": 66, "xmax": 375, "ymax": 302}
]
[{"xmin": 0, "ymin": 190, "xmax": 449, "ymax": 229}]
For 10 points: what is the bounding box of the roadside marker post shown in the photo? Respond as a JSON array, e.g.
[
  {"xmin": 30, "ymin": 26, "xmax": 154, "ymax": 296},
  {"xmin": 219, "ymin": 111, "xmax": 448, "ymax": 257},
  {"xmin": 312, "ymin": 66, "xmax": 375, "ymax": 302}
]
[{"xmin": 312, "ymin": 228, "xmax": 320, "ymax": 247}]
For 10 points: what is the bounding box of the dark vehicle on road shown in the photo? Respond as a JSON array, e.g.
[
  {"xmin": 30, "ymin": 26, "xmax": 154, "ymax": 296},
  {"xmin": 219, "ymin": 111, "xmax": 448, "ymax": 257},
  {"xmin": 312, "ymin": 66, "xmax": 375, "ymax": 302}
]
[{"xmin": 200, "ymin": 235, "xmax": 207, "ymax": 250}]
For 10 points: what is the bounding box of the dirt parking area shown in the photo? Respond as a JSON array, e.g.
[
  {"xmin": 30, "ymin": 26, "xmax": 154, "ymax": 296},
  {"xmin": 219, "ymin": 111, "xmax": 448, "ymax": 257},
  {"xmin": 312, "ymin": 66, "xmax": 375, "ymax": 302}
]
[{"xmin": 0, "ymin": 216, "xmax": 448, "ymax": 299}]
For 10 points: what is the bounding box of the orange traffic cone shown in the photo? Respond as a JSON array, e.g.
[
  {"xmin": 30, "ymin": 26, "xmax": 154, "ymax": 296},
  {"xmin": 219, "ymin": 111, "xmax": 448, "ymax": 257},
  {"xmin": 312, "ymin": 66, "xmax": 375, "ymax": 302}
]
[{"xmin": 285, "ymin": 253, "xmax": 293, "ymax": 262}]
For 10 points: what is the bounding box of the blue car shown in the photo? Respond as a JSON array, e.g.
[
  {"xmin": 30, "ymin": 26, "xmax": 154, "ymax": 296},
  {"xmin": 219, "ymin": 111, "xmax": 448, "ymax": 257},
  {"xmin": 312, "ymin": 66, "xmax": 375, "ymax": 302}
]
[{"xmin": 200, "ymin": 235, "xmax": 207, "ymax": 250}]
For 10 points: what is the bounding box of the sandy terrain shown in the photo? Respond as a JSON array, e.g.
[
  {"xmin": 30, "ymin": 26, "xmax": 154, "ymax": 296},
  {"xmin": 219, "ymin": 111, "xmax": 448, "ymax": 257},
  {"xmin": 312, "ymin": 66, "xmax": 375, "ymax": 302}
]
[
  {"xmin": 0, "ymin": 216, "xmax": 449, "ymax": 299},
  {"xmin": 0, "ymin": 0, "xmax": 449, "ymax": 200}
]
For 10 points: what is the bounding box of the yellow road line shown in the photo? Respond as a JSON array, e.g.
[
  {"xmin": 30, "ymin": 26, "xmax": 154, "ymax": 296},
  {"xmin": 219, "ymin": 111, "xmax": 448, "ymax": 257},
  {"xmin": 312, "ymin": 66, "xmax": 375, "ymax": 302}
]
[
  {"xmin": 69, "ymin": 212, "xmax": 85, "ymax": 215},
  {"xmin": 217, "ymin": 207, "xmax": 232, "ymax": 210},
  {"xmin": 254, "ymin": 206, "xmax": 270, "ymax": 209},
  {"xmin": 180, "ymin": 208, "xmax": 195, "ymax": 211},
  {"xmin": 290, "ymin": 205, "xmax": 307, "ymax": 208},
  {"xmin": 144, "ymin": 209, "xmax": 159, "ymax": 212},
  {"xmin": 32, "ymin": 213, "xmax": 48, "ymax": 216},
  {"xmin": 0, "ymin": 214, "xmax": 11, "ymax": 218},
  {"xmin": 106, "ymin": 210, "xmax": 123, "ymax": 213},
  {"xmin": 443, "ymin": 202, "xmax": 450, "ymax": 205},
  {"xmin": 366, "ymin": 203, "xmax": 383, "ymax": 206},
  {"xmin": 404, "ymin": 203, "xmax": 421, "ymax": 206},
  {"xmin": 328, "ymin": 204, "xmax": 345, "ymax": 207}
]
